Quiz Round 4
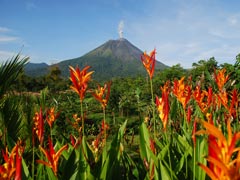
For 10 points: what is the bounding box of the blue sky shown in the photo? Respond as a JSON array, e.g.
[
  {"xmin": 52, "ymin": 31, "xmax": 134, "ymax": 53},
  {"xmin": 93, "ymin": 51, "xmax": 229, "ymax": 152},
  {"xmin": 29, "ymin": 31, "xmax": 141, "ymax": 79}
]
[{"xmin": 1, "ymin": 0, "xmax": 240, "ymax": 68}]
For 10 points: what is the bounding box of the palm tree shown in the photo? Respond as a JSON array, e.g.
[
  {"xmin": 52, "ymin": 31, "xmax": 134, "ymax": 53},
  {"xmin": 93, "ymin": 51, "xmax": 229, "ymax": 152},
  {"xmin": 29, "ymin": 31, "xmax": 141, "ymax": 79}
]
[{"xmin": 0, "ymin": 54, "xmax": 29, "ymax": 145}]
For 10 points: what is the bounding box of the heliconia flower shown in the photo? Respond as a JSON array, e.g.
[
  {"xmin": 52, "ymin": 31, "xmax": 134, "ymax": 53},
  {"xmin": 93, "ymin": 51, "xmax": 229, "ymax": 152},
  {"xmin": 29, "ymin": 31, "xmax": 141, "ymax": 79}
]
[
  {"xmin": 193, "ymin": 86, "xmax": 214, "ymax": 113},
  {"xmin": 229, "ymin": 89, "xmax": 238, "ymax": 118},
  {"xmin": 101, "ymin": 120, "xmax": 109, "ymax": 131},
  {"xmin": 37, "ymin": 137, "xmax": 68, "ymax": 176},
  {"xmin": 141, "ymin": 49, "xmax": 156, "ymax": 79},
  {"xmin": 192, "ymin": 119, "xmax": 197, "ymax": 147},
  {"xmin": 69, "ymin": 65, "xmax": 94, "ymax": 102},
  {"xmin": 214, "ymin": 68, "xmax": 229, "ymax": 91},
  {"xmin": 217, "ymin": 90, "xmax": 229, "ymax": 110},
  {"xmin": 32, "ymin": 108, "xmax": 44, "ymax": 145},
  {"xmin": 69, "ymin": 134, "xmax": 80, "ymax": 148},
  {"xmin": 0, "ymin": 146, "xmax": 16, "ymax": 179},
  {"xmin": 196, "ymin": 119, "xmax": 240, "ymax": 179},
  {"xmin": 156, "ymin": 82, "xmax": 170, "ymax": 130},
  {"xmin": 187, "ymin": 105, "xmax": 192, "ymax": 124},
  {"xmin": 92, "ymin": 81, "xmax": 111, "ymax": 109},
  {"xmin": 173, "ymin": 77, "xmax": 191, "ymax": 109},
  {"xmin": 15, "ymin": 141, "xmax": 25, "ymax": 180},
  {"xmin": 0, "ymin": 141, "xmax": 25, "ymax": 180},
  {"xmin": 149, "ymin": 138, "xmax": 156, "ymax": 155},
  {"xmin": 91, "ymin": 135, "xmax": 101, "ymax": 154},
  {"xmin": 207, "ymin": 87, "xmax": 213, "ymax": 107},
  {"xmin": 46, "ymin": 107, "xmax": 59, "ymax": 129}
]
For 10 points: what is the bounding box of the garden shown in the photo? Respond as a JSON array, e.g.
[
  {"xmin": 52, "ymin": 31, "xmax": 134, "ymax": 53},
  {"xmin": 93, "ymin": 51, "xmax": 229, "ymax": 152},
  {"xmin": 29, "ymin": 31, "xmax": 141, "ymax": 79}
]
[{"xmin": 0, "ymin": 51, "xmax": 240, "ymax": 179}]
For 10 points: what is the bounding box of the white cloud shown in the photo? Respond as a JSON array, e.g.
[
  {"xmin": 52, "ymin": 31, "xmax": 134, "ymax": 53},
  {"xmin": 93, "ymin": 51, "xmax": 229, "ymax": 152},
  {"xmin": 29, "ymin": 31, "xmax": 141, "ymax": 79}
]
[
  {"xmin": 126, "ymin": 1, "xmax": 240, "ymax": 68},
  {"xmin": 0, "ymin": 27, "xmax": 11, "ymax": 33},
  {"xmin": 0, "ymin": 36, "xmax": 19, "ymax": 42}
]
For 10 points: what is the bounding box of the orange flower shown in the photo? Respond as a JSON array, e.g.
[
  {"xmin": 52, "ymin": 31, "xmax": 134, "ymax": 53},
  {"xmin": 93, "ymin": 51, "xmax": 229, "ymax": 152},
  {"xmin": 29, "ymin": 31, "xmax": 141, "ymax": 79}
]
[
  {"xmin": 46, "ymin": 107, "xmax": 59, "ymax": 128},
  {"xmin": 0, "ymin": 141, "xmax": 24, "ymax": 180},
  {"xmin": 141, "ymin": 49, "xmax": 156, "ymax": 79},
  {"xmin": 196, "ymin": 120, "xmax": 240, "ymax": 180},
  {"xmin": 101, "ymin": 120, "xmax": 109, "ymax": 131},
  {"xmin": 69, "ymin": 65, "xmax": 94, "ymax": 102},
  {"xmin": 187, "ymin": 105, "xmax": 192, "ymax": 124},
  {"xmin": 32, "ymin": 108, "xmax": 44, "ymax": 145},
  {"xmin": 69, "ymin": 134, "xmax": 80, "ymax": 148},
  {"xmin": 149, "ymin": 138, "xmax": 156, "ymax": 155},
  {"xmin": 156, "ymin": 82, "xmax": 170, "ymax": 130},
  {"xmin": 92, "ymin": 82, "xmax": 111, "ymax": 109},
  {"xmin": 0, "ymin": 147, "xmax": 16, "ymax": 179},
  {"xmin": 217, "ymin": 90, "xmax": 229, "ymax": 109},
  {"xmin": 173, "ymin": 77, "xmax": 191, "ymax": 109},
  {"xmin": 214, "ymin": 68, "xmax": 229, "ymax": 91},
  {"xmin": 192, "ymin": 119, "xmax": 197, "ymax": 147},
  {"xmin": 229, "ymin": 89, "xmax": 238, "ymax": 118},
  {"xmin": 217, "ymin": 88, "xmax": 239, "ymax": 118},
  {"xmin": 37, "ymin": 138, "xmax": 68, "ymax": 176},
  {"xmin": 193, "ymin": 86, "xmax": 214, "ymax": 113}
]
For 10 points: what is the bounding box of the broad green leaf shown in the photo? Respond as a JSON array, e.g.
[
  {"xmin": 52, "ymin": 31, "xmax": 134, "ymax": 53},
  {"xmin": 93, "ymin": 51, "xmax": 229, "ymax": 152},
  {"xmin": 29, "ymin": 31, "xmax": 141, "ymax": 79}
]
[
  {"xmin": 139, "ymin": 122, "xmax": 151, "ymax": 161},
  {"xmin": 62, "ymin": 148, "xmax": 78, "ymax": 180},
  {"xmin": 160, "ymin": 160, "xmax": 171, "ymax": 180},
  {"xmin": 21, "ymin": 158, "xmax": 31, "ymax": 180},
  {"xmin": 46, "ymin": 166, "xmax": 58, "ymax": 180},
  {"xmin": 100, "ymin": 120, "xmax": 127, "ymax": 179}
]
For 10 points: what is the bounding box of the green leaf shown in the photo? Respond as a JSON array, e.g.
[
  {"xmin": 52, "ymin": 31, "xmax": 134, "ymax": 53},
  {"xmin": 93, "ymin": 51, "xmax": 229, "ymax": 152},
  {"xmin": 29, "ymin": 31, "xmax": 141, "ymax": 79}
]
[
  {"xmin": 46, "ymin": 166, "xmax": 58, "ymax": 180},
  {"xmin": 62, "ymin": 148, "xmax": 79, "ymax": 180},
  {"xmin": 194, "ymin": 136, "xmax": 207, "ymax": 180},
  {"xmin": 100, "ymin": 120, "xmax": 127, "ymax": 179},
  {"xmin": 139, "ymin": 122, "xmax": 151, "ymax": 161},
  {"xmin": 160, "ymin": 160, "xmax": 171, "ymax": 180},
  {"xmin": 21, "ymin": 158, "xmax": 31, "ymax": 180}
]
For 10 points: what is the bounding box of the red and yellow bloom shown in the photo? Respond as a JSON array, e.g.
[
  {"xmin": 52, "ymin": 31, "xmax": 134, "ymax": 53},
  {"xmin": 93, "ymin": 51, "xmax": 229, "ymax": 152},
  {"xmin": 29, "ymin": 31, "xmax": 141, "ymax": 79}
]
[
  {"xmin": 92, "ymin": 82, "xmax": 111, "ymax": 109},
  {"xmin": 46, "ymin": 107, "xmax": 59, "ymax": 129},
  {"xmin": 0, "ymin": 141, "xmax": 24, "ymax": 180},
  {"xmin": 37, "ymin": 138, "xmax": 68, "ymax": 176},
  {"xmin": 32, "ymin": 108, "xmax": 44, "ymax": 145},
  {"xmin": 214, "ymin": 68, "xmax": 229, "ymax": 91},
  {"xmin": 141, "ymin": 49, "xmax": 156, "ymax": 79},
  {"xmin": 173, "ymin": 77, "xmax": 192, "ymax": 109},
  {"xmin": 156, "ymin": 82, "xmax": 170, "ymax": 130},
  {"xmin": 197, "ymin": 119, "xmax": 240, "ymax": 180},
  {"xmin": 69, "ymin": 65, "xmax": 94, "ymax": 102}
]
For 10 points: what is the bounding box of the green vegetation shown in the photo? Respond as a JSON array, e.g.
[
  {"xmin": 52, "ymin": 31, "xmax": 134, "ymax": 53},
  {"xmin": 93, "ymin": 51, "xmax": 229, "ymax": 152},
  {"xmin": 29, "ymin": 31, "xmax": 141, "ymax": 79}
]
[{"xmin": 0, "ymin": 52, "xmax": 240, "ymax": 179}]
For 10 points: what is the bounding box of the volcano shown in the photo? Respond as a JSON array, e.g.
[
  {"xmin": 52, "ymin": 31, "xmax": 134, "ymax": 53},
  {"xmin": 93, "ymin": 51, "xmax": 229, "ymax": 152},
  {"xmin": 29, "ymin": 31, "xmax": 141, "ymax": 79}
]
[{"xmin": 26, "ymin": 38, "xmax": 168, "ymax": 81}]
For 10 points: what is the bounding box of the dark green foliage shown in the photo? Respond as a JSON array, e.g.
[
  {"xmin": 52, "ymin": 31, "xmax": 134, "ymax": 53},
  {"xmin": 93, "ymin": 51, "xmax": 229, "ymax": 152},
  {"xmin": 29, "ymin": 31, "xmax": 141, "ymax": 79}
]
[{"xmin": 0, "ymin": 54, "xmax": 29, "ymax": 98}]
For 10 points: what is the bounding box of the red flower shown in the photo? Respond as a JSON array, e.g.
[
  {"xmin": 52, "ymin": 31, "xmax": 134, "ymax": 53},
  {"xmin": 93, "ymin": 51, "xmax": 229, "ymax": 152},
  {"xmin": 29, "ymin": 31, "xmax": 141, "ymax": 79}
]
[
  {"xmin": 197, "ymin": 119, "xmax": 240, "ymax": 179},
  {"xmin": 192, "ymin": 120, "xmax": 197, "ymax": 147},
  {"xmin": 214, "ymin": 68, "xmax": 229, "ymax": 91},
  {"xmin": 46, "ymin": 107, "xmax": 59, "ymax": 129},
  {"xmin": 92, "ymin": 82, "xmax": 111, "ymax": 109},
  {"xmin": 149, "ymin": 138, "xmax": 156, "ymax": 154},
  {"xmin": 69, "ymin": 65, "xmax": 94, "ymax": 102},
  {"xmin": 37, "ymin": 138, "xmax": 68, "ymax": 176},
  {"xmin": 173, "ymin": 77, "xmax": 191, "ymax": 109},
  {"xmin": 187, "ymin": 105, "xmax": 192, "ymax": 124},
  {"xmin": 156, "ymin": 82, "xmax": 170, "ymax": 130},
  {"xmin": 141, "ymin": 49, "xmax": 156, "ymax": 79},
  {"xmin": 0, "ymin": 141, "xmax": 24, "ymax": 180},
  {"xmin": 32, "ymin": 108, "xmax": 44, "ymax": 145}
]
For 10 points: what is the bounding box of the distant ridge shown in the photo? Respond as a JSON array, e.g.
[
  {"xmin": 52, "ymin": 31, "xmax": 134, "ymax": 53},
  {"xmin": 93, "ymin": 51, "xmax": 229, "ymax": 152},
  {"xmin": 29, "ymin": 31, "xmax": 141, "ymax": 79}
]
[
  {"xmin": 24, "ymin": 62, "xmax": 49, "ymax": 76},
  {"xmin": 25, "ymin": 38, "xmax": 168, "ymax": 81}
]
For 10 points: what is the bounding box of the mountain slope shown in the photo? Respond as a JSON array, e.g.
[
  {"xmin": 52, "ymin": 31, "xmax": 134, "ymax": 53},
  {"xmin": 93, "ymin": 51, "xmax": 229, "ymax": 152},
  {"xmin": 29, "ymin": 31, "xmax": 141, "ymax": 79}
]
[
  {"xmin": 56, "ymin": 38, "xmax": 168, "ymax": 81},
  {"xmin": 24, "ymin": 62, "xmax": 49, "ymax": 76}
]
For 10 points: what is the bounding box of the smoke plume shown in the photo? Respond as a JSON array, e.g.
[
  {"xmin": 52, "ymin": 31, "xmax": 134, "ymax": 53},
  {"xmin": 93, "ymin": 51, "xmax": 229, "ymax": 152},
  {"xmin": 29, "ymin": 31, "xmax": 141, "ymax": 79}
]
[{"xmin": 118, "ymin": 20, "xmax": 124, "ymax": 39}]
